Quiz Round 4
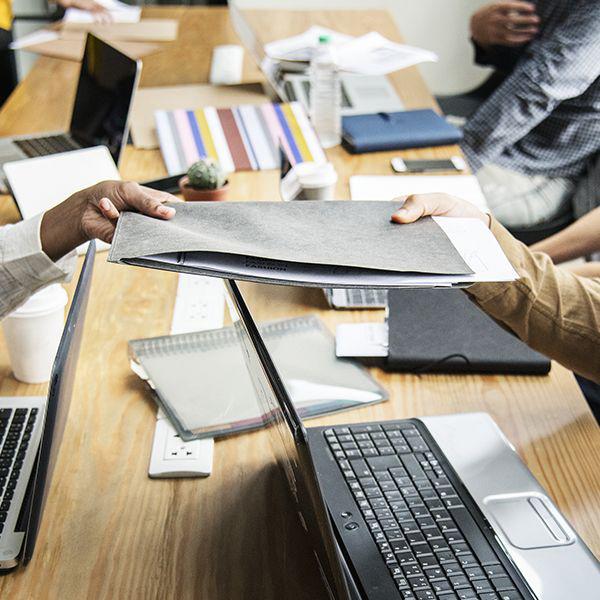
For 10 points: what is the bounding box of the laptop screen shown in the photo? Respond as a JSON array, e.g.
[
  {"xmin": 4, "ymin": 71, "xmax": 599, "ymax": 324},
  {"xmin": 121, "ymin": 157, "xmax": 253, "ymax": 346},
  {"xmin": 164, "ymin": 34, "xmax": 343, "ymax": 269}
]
[
  {"xmin": 225, "ymin": 280, "xmax": 351, "ymax": 600},
  {"xmin": 69, "ymin": 34, "xmax": 140, "ymax": 164},
  {"xmin": 21, "ymin": 242, "xmax": 95, "ymax": 563}
]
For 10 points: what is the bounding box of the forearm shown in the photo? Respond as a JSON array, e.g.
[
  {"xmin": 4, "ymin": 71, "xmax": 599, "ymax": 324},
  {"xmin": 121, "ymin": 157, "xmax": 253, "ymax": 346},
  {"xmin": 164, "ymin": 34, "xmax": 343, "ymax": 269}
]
[
  {"xmin": 0, "ymin": 215, "xmax": 76, "ymax": 319},
  {"xmin": 530, "ymin": 207, "xmax": 600, "ymax": 263},
  {"xmin": 466, "ymin": 219, "xmax": 600, "ymax": 383},
  {"xmin": 567, "ymin": 262, "xmax": 600, "ymax": 278},
  {"xmin": 40, "ymin": 193, "xmax": 88, "ymax": 261}
]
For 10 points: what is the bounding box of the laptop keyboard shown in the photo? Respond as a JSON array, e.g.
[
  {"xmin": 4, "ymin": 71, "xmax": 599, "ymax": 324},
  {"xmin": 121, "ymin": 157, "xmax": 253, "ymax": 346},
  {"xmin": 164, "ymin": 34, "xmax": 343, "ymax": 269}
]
[
  {"xmin": 325, "ymin": 422, "xmax": 524, "ymax": 600},
  {"xmin": 329, "ymin": 288, "xmax": 388, "ymax": 309},
  {"xmin": 0, "ymin": 407, "xmax": 38, "ymax": 536},
  {"xmin": 345, "ymin": 288, "xmax": 388, "ymax": 308},
  {"xmin": 14, "ymin": 135, "xmax": 80, "ymax": 158}
]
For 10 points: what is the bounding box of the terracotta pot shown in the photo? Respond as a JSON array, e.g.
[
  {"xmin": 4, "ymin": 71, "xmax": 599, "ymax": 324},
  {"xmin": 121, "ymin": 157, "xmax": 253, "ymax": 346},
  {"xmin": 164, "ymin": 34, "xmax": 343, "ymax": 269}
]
[{"xmin": 178, "ymin": 176, "xmax": 229, "ymax": 201}]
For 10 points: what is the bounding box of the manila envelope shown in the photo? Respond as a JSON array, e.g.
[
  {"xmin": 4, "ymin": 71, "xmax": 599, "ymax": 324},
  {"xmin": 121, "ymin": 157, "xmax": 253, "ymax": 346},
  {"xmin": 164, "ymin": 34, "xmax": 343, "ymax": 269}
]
[{"xmin": 129, "ymin": 82, "xmax": 269, "ymax": 149}]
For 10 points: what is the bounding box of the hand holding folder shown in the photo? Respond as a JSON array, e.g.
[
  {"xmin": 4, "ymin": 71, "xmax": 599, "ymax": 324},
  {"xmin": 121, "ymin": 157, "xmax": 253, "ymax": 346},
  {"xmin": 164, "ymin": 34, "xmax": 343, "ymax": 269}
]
[{"xmin": 108, "ymin": 201, "xmax": 517, "ymax": 289}]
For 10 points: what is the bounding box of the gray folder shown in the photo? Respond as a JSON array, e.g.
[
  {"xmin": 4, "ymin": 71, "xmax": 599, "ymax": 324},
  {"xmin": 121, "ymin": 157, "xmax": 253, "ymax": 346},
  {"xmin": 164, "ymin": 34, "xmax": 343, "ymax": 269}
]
[{"xmin": 108, "ymin": 201, "xmax": 473, "ymax": 288}]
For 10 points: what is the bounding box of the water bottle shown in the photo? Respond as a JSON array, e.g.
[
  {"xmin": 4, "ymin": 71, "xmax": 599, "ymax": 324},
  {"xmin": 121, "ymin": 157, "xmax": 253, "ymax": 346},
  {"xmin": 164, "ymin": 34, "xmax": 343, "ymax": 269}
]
[{"xmin": 309, "ymin": 34, "xmax": 341, "ymax": 148}]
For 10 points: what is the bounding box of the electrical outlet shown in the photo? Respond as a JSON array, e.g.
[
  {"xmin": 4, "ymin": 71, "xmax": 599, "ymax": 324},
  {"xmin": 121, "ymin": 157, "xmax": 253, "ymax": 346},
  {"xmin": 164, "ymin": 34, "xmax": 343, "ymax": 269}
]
[
  {"xmin": 165, "ymin": 430, "xmax": 200, "ymax": 460},
  {"xmin": 148, "ymin": 273, "xmax": 223, "ymax": 479},
  {"xmin": 148, "ymin": 418, "xmax": 213, "ymax": 478}
]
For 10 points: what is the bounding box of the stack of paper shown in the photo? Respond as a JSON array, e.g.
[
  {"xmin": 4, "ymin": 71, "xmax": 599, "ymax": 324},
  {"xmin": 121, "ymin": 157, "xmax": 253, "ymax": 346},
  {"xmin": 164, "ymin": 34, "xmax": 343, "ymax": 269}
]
[
  {"xmin": 155, "ymin": 101, "xmax": 325, "ymax": 175},
  {"xmin": 264, "ymin": 28, "xmax": 437, "ymax": 76},
  {"xmin": 108, "ymin": 201, "xmax": 517, "ymax": 288},
  {"xmin": 64, "ymin": 0, "xmax": 141, "ymax": 24}
]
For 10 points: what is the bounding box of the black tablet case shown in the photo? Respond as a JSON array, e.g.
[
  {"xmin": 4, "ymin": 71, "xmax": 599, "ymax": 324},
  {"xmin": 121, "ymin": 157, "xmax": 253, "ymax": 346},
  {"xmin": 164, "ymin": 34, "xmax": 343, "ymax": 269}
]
[{"xmin": 385, "ymin": 289, "xmax": 551, "ymax": 375}]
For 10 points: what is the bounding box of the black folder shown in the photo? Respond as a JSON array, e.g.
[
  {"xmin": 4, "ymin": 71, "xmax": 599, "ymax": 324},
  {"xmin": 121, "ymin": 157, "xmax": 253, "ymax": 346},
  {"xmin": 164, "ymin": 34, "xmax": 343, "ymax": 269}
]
[{"xmin": 385, "ymin": 289, "xmax": 551, "ymax": 375}]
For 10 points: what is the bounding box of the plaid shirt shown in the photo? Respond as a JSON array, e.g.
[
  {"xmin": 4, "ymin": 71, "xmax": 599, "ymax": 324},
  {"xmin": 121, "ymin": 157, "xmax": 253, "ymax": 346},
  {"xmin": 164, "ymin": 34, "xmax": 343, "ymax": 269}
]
[{"xmin": 462, "ymin": 0, "xmax": 600, "ymax": 178}]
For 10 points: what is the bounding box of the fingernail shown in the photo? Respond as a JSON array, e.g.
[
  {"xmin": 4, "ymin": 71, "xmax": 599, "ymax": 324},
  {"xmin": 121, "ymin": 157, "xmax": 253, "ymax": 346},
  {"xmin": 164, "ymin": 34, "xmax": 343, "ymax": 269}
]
[{"xmin": 158, "ymin": 205, "xmax": 176, "ymax": 217}]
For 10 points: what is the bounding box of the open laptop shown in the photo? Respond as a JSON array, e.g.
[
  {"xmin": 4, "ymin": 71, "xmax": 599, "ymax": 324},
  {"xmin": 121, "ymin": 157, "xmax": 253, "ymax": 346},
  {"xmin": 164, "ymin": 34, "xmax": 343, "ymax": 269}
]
[
  {"xmin": 226, "ymin": 279, "xmax": 600, "ymax": 600},
  {"xmin": 0, "ymin": 242, "xmax": 95, "ymax": 570},
  {"xmin": 0, "ymin": 33, "xmax": 141, "ymax": 180},
  {"xmin": 228, "ymin": 1, "xmax": 404, "ymax": 117}
]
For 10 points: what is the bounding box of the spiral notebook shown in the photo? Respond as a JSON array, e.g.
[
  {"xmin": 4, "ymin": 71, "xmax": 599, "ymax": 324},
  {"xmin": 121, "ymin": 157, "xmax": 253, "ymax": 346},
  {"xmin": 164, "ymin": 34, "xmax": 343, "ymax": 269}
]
[{"xmin": 129, "ymin": 315, "xmax": 388, "ymax": 440}]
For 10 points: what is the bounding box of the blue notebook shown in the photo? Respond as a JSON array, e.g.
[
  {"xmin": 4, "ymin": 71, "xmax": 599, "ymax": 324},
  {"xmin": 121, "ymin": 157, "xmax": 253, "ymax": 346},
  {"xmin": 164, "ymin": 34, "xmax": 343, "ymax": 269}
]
[{"xmin": 342, "ymin": 109, "xmax": 462, "ymax": 154}]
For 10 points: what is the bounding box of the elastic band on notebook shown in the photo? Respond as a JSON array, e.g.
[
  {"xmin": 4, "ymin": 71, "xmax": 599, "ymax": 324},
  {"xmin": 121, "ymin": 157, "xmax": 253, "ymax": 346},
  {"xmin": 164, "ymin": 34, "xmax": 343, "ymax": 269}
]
[{"xmin": 413, "ymin": 353, "xmax": 472, "ymax": 375}]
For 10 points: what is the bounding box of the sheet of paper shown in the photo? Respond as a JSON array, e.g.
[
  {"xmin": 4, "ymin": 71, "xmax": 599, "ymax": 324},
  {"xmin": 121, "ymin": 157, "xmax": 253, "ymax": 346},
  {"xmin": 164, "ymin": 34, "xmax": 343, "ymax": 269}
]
[
  {"xmin": 337, "ymin": 32, "xmax": 438, "ymax": 76},
  {"xmin": 350, "ymin": 174, "xmax": 489, "ymax": 212},
  {"xmin": 264, "ymin": 26, "xmax": 354, "ymax": 62},
  {"xmin": 336, "ymin": 323, "xmax": 388, "ymax": 358},
  {"xmin": 9, "ymin": 30, "xmax": 59, "ymax": 50},
  {"xmin": 64, "ymin": 0, "xmax": 141, "ymax": 24},
  {"xmin": 433, "ymin": 217, "xmax": 518, "ymax": 283}
]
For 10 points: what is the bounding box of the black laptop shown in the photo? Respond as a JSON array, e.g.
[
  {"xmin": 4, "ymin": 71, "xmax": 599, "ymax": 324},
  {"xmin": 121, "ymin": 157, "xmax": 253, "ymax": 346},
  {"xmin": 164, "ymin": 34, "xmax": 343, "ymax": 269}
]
[{"xmin": 225, "ymin": 279, "xmax": 600, "ymax": 600}]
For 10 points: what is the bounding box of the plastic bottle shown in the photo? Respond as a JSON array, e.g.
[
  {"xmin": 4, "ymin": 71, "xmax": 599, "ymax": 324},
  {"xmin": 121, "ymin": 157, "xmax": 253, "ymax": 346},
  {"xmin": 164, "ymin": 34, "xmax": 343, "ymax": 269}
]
[{"xmin": 309, "ymin": 34, "xmax": 341, "ymax": 148}]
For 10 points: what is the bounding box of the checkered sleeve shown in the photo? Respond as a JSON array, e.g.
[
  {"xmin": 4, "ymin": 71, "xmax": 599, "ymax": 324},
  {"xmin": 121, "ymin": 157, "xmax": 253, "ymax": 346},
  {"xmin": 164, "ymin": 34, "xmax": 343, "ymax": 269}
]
[{"xmin": 461, "ymin": 3, "xmax": 600, "ymax": 172}]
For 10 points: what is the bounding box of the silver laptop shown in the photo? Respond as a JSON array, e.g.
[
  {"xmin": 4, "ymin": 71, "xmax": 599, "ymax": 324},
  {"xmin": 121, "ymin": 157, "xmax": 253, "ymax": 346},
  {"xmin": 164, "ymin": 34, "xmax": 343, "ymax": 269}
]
[
  {"xmin": 226, "ymin": 278, "xmax": 600, "ymax": 600},
  {"xmin": 0, "ymin": 243, "xmax": 94, "ymax": 570},
  {"xmin": 229, "ymin": 1, "xmax": 404, "ymax": 117},
  {"xmin": 0, "ymin": 34, "xmax": 141, "ymax": 182}
]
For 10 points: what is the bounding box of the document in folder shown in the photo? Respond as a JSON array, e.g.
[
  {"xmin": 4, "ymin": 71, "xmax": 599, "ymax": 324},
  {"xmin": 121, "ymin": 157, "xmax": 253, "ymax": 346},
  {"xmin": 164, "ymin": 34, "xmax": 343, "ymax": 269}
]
[{"xmin": 108, "ymin": 201, "xmax": 517, "ymax": 288}]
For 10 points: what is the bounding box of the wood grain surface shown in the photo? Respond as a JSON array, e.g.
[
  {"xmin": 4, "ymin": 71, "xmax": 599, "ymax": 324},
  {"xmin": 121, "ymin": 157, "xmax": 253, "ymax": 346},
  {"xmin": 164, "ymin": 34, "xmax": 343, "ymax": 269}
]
[{"xmin": 0, "ymin": 7, "xmax": 598, "ymax": 600}]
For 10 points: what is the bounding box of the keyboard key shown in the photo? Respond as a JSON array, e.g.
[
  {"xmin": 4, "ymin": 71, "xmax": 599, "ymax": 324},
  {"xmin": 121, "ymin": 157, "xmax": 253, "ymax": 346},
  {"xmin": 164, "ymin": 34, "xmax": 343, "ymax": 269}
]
[
  {"xmin": 423, "ymin": 566, "xmax": 444, "ymax": 580},
  {"xmin": 456, "ymin": 590, "xmax": 477, "ymax": 600},
  {"xmin": 350, "ymin": 424, "xmax": 382, "ymax": 433},
  {"xmin": 484, "ymin": 564, "xmax": 507, "ymax": 578},
  {"xmin": 493, "ymin": 577, "xmax": 515, "ymax": 592},
  {"xmin": 442, "ymin": 562, "xmax": 462, "ymax": 577},
  {"xmin": 394, "ymin": 576, "xmax": 411, "ymax": 590},
  {"xmin": 350, "ymin": 459, "xmax": 371, "ymax": 478},
  {"xmin": 366, "ymin": 456, "xmax": 403, "ymax": 471},
  {"xmin": 463, "ymin": 565, "xmax": 485, "ymax": 580},
  {"xmin": 431, "ymin": 580, "xmax": 452, "ymax": 594},
  {"xmin": 414, "ymin": 589, "xmax": 435, "ymax": 599},
  {"xmin": 449, "ymin": 575, "xmax": 470, "ymax": 589},
  {"xmin": 407, "ymin": 575, "xmax": 429, "ymax": 589},
  {"xmin": 498, "ymin": 592, "xmax": 523, "ymax": 600},
  {"xmin": 473, "ymin": 579, "xmax": 494, "ymax": 593}
]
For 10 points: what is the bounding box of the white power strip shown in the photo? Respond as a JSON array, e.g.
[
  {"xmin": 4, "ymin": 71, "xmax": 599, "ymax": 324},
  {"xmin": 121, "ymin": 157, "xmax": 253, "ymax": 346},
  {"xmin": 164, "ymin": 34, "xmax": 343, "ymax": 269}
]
[{"xmin": 148, "ymin": 274, "xmax": 225, "ymax": 479}]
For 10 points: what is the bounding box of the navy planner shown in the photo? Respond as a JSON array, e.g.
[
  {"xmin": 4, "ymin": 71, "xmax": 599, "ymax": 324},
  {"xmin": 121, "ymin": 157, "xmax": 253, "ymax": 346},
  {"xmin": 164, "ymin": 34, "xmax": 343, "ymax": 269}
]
[{"xmin": 341, "ymin": 109, "xmax": 462, "ymax": 154}]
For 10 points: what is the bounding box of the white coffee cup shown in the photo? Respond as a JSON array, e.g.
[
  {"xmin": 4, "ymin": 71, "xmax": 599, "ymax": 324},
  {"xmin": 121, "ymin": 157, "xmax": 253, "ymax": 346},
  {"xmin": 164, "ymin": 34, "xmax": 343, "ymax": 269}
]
[
  {"xmin": 2, "ymin": 284, "xmax": 68, "ymax": 384},
  {"xmin": 296, "ymin": 162, "xmax": 338, "ymax": 201}
]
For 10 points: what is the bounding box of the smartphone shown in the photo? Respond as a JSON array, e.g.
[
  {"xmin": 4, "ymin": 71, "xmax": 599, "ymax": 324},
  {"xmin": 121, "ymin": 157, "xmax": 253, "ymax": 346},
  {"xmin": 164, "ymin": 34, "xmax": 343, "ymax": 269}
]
[
  {"xmin": 391, "ymin": 156, "xmax": 466, "ymax": 173},
  {"xmin": 141, "ymin": 174, "xmax": 185, "ymax": 194}
]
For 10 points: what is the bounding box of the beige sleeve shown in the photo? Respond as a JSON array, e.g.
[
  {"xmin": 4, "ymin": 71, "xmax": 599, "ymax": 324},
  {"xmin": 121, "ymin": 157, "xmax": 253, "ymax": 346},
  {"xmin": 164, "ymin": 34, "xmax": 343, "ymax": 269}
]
[{"xmin": 466, "ymin": 219, "xmax": 600, "ymax": 383}]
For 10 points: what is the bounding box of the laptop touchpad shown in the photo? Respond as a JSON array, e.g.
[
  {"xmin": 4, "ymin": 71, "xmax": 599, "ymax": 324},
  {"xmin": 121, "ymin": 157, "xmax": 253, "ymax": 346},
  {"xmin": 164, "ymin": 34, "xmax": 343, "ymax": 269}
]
[{"xmin": 484, "ymin": 494, "xmax": 574, "ymax": 549}]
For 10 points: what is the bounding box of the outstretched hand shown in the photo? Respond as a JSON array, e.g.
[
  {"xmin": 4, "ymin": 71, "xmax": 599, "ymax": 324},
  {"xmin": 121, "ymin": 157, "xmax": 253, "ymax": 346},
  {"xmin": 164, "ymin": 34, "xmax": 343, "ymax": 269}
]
[
  {"xmin": 41, "ymin": 180, "xmax": 178, "ymax": 261},
  {"xmin": 390, "ymin": 193, "xmax": 491, "ymax": 226}
]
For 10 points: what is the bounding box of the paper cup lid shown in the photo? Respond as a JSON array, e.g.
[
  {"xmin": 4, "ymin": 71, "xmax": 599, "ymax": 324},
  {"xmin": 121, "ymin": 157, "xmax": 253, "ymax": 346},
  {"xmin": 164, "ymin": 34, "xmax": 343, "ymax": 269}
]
[
  {"xmin": 8, "ymin": 284, "xmax": 68, "ymax": 318},
  {"xmin": 296, "ymin": 162, "xmax": 338, "ymax": 189}
]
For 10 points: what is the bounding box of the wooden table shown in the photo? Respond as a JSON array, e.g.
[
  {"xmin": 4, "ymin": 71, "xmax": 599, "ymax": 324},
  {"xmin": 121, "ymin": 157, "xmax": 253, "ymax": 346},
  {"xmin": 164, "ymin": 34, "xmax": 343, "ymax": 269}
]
[{"xmin": 0, "ymin": 7, "xmax": 598, "ymax": 599}]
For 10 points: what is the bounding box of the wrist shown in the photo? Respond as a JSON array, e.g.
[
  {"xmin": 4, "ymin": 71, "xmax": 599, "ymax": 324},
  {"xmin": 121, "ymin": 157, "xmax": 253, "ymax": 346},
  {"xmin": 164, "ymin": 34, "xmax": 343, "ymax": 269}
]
[{"xmin": 40, "ymin": 193, "xmax": 89, "ymax": 261}]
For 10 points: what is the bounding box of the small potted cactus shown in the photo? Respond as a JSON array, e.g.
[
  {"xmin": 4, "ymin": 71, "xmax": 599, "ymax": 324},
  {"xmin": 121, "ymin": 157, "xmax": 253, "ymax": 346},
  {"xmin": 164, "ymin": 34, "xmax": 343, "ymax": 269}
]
[{"xmin": 178, "ymin": 158, "xmax": 229, "ymax": 201}]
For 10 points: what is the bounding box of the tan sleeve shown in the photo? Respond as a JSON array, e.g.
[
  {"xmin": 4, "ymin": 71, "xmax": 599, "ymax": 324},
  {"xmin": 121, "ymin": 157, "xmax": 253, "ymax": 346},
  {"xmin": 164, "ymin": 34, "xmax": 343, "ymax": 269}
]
[{"xmin": 466, "ymin": 219, "xmax": 600, "ymax": 383}]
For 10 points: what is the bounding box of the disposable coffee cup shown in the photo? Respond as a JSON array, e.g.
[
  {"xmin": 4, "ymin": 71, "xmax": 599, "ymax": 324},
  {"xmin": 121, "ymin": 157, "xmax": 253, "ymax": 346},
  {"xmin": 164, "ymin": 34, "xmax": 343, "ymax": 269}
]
[
  {"xmin": 296, "ymin": 162, "xmax": 338, "ymax": 201},
  {"xmin": 2, "ymin": 284, "xmax": 68, "ymax": 384},
  {"xmin": 209, "ymin": 44, "xmax": 244, "ymax": 85}
]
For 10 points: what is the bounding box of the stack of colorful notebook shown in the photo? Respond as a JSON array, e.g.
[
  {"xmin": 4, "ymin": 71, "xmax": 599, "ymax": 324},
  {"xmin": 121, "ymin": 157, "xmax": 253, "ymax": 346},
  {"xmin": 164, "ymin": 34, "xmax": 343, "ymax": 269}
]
[{"xmin": 155, "ymin": 101, "xmax": 326, "ymax": 175}]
